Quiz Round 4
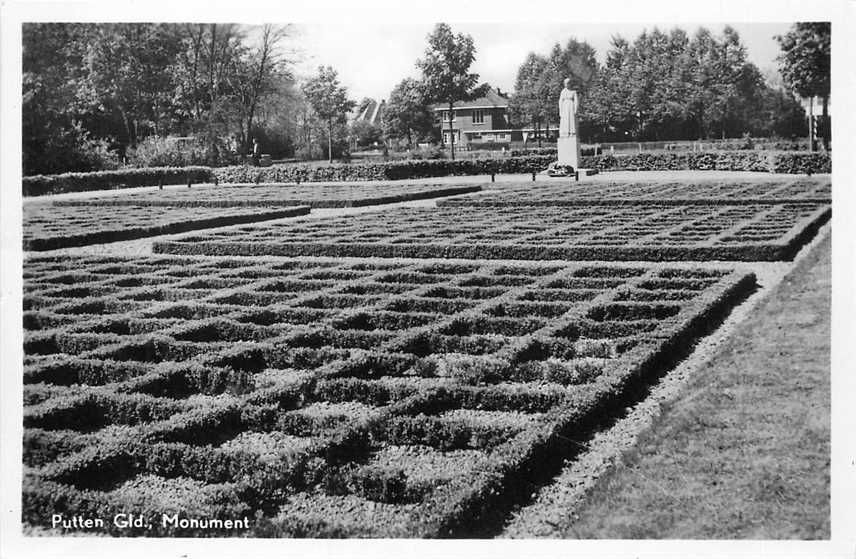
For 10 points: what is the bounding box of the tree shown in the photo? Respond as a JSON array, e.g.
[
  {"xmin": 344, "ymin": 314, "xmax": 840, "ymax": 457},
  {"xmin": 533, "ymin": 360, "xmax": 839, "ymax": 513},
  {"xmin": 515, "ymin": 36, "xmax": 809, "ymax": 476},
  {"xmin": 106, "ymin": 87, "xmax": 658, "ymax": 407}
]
[
  {"xmin": 581, "ymin": 25, "xmax": 766, "ymax": 142},
  {"xmin": 508, "ymin": 53, "xmax": 551, "ymax": 146},
  {"xmin": 171, "ymin": 23, "xmax": 245, "ymax": 159},
  {"xmin": 79, "ymin": 24, "xmax": 184, "ymax": 148},
  {"xmin": 383, "ymin": 78, "xmax": 435, "ymax": 148},
  {"xmin": 22, "ymin": 23, "xmax": 96, "ymax": 174},
  {"xmin": 351, "ymin": 120, "xmax": 383, "ymax": 149},
  {"xmin": 302, "ymin": 66, "xmax": 356, "ymax": 163},
  {"xmin": 679, "ymin": 26, "xmax": 764, "ymax": 140},
  {"xmin": 584, "ymin": 35, "xmax": 635, "ymax": 141},
  {"xmin": 226, "ymin": 24, "xmax": 295, "ymax": 155},
  {"xmin": 416, "ymin": 23, "xmax": 480, "ymax": 160},
  {"xmin": 509, "ymin": 38, "xmax": 599, "ymax": 145},
  {"xmin": 21, "ymin": 22, "xmax": 308, "ymax": 173},
  {"xmin": 776, "ymin": 22, "xmax": 831, "ymax": 150}
]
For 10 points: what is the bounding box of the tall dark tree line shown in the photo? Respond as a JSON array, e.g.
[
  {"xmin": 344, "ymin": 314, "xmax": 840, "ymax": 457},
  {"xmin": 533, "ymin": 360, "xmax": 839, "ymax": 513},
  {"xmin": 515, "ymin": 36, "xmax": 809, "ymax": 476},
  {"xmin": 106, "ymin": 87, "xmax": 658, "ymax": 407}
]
[{"xmin": 509, "ymin": 25, "xmax": 809, "ymax": 144}]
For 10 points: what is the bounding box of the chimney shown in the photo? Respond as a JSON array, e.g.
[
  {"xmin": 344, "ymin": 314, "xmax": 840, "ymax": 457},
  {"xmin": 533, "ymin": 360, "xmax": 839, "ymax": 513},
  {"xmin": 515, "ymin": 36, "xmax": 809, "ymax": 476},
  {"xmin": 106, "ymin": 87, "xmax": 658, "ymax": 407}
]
[{"xmin": 496, "ymin": 87, "xmax": 502, "ymax": 96}]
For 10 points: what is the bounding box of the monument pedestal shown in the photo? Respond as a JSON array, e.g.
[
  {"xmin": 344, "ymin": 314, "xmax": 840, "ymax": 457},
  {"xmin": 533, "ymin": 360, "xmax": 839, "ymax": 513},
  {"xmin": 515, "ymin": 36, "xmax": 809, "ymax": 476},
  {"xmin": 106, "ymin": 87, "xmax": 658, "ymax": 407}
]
[{"xmin": 557, "ymin": 136, "xmax": 580, "ymax": 169}]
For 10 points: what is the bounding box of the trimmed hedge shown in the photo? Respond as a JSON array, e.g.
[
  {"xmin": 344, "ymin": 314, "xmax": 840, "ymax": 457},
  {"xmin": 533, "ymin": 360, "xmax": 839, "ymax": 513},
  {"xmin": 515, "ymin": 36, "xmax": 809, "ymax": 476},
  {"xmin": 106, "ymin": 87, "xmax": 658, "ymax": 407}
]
[
  {"xmin": 23, "ymin": 167, "xmax": 214, "ymax": 197},
  {"xmin": 212, "ymin": 156, "xmax": 554, "ymax": 184},
  {"xmin": 22, "ymin": 150, "xmax": 830, "ymax": 198},
  {"xmin": 23, "ymin": 253, "xmax": 767, "ymax": 537},
  {"xmin": 153, "ymin": 204, "xmax": 831, "ymax": 263},
  {"xmin": 23, "ymin": 157, "xmax": 551, "ymax": 197},
  {"xmin": 579, "ymin": 150, "xmax": 830, "ymax": 174}
]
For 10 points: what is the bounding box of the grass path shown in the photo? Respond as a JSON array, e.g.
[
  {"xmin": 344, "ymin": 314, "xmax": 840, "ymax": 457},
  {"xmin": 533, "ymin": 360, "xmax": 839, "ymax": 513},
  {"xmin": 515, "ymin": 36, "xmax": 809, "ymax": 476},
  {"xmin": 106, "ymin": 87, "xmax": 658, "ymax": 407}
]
[{"xmin": 504, "ymin": 232, "xmax": 830, "ymax": 539}]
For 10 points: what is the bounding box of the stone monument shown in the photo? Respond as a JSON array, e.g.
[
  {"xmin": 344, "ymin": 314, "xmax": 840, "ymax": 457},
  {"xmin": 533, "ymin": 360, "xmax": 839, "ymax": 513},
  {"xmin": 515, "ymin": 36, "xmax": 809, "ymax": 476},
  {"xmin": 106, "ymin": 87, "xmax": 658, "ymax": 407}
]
[{"xmin": 557, "ymin": 78, "xmax": 580, "ymax": 169}]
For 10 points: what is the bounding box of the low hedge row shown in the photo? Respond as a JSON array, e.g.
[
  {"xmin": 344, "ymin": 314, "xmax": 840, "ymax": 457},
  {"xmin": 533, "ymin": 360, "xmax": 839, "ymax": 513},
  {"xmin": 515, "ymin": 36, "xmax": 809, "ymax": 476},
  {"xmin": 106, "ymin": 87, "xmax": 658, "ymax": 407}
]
[
  {"xmin": 23, "ymin": 167, "xmax": 214, "ymax": 197},
  {"xmin": 579, "ymin": 150, "xmax": 830, "ymax": 174},
  {"xmin": 24, "ymin": 157, "xmax": 551, "ymax": 197},
  {"xmin": 212, "ymin": 156, "xmax": 555, "ymax": 184},
  {"xmin": 22, "ymin": 150, "xmax": 829, "ymax": 197}
]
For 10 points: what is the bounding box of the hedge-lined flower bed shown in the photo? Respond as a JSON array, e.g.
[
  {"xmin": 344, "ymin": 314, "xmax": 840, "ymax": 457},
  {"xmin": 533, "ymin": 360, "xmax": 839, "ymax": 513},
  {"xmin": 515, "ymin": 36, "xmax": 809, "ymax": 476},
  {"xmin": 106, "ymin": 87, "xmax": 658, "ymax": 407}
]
[
  {"xmin": 153, "ymin": 203, "xmax": 831, "ymax": 263},
  {"xmin": 22, "ymin": 254, "xmax": 754, "ymax": 536},
  {"xmin": 438, "ymin": 176, "xmax": 831, "ymax": 207},
  {"xmin": 23, "ymin": 204, "xmax": 311, "ymax": 251}
]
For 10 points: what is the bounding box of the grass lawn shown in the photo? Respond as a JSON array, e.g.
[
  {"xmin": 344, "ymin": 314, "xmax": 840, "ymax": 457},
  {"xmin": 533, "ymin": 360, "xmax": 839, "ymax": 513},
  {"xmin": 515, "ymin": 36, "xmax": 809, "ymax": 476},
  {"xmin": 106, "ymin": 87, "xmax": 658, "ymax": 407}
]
[{"xmin": 559, "ymin": 232, "xmax": 831, "ymax": 539}]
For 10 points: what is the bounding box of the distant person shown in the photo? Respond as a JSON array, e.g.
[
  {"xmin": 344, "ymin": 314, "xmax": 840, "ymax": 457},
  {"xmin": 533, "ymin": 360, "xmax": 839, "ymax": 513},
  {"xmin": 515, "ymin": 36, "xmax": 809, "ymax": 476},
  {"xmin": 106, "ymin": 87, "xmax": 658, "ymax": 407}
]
[{"xmin": 252, "ymin": 138, "xmax": 260, "ymax": 166}]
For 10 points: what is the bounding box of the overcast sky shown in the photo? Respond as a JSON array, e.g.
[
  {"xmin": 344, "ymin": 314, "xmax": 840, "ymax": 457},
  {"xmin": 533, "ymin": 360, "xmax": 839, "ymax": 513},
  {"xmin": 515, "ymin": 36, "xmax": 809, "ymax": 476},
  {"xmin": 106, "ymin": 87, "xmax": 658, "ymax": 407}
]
[{"xmin": 290, "ymin": 22, "xmax": 792, "ymax": 102}]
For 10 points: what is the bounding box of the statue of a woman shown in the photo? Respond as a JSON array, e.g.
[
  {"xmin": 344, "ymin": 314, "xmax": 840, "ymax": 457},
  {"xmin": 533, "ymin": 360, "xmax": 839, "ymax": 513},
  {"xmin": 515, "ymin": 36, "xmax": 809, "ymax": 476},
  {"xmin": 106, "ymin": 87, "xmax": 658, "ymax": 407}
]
[{"xmin": 558, "ymin": 78, "xmax": 578, "ymax": 138}]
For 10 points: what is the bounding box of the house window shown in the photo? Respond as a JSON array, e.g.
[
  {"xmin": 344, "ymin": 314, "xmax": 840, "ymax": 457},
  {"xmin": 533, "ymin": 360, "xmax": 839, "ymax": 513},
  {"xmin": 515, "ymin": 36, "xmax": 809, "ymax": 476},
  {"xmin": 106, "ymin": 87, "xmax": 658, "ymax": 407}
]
[
  {"xmin": 443, "ymin": 130, "xmax": 461, "ymax": 144},
  {"xmin": 442, "ymin": 110, "xmax": 456, "ymax": 122},
  {"xmin": 472, "ymin": 109, "xmax": 484, "ymax": 124}
]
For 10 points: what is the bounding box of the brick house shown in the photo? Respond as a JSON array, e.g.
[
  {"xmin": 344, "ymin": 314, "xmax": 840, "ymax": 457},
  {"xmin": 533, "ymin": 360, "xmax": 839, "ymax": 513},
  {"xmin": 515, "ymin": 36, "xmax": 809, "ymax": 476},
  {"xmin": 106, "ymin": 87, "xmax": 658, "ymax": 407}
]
[{"xmin": 433, "ymin": 87, "xmax": 557, "ymax": 148}]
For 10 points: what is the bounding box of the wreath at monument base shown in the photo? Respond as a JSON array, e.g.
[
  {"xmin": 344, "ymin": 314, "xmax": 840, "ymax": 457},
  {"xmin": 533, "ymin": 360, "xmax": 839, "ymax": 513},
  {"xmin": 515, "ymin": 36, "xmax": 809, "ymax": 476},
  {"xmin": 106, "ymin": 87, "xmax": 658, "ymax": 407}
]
[{"xmin": 546, "ymin": 162, "xmax": 576, "ymax": 177}]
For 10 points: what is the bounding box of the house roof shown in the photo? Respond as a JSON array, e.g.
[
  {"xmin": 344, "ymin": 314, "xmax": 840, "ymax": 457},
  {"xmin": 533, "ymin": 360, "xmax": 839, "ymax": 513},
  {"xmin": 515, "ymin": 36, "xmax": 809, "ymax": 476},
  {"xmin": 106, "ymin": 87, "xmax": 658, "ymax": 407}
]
[
  {"xmin": 352, "ymin": 99, "xmax": 385, "ymax": 125},
  {"xmin": 433, "ymin": 88, "xmax": 509, "ymax": 111}
]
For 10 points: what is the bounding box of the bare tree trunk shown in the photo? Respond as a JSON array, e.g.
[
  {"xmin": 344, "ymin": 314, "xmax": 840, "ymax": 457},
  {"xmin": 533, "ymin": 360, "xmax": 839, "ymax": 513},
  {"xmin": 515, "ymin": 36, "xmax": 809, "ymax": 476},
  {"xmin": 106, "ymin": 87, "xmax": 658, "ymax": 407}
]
[
  {"xmin": 207, "ymin": 24, "xmax": 218, "ymax": 153},
  {"xmin": 243, "ymin": 25, "xmax": 276, "ymax": 159},
  {"xmin": 119, "ymin": 108, "xmax": 132, "ymax": 150}
]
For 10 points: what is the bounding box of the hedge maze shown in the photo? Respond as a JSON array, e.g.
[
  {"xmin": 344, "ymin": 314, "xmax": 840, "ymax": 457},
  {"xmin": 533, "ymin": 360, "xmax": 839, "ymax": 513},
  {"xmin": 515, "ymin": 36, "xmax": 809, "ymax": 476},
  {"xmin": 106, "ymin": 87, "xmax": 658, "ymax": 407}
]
[
  {"xmin": 21, "ymin": 173, "xmax": 831, "ymax": 536},
  {"xmin": 153, "ymin": 203, "xmax": 831, "ymax": 262},
  {"xmin": 50, "ymin": 183, "xmax": 482, "ymax": 209},
  {"xmin": 25, "ymin": 183, "xmax": 485, "ymax": 251},
  {"xmin": 22, "ymin": 254, "xmax": 755, "ymax": 536},
  {"xmin": 23, "ymin": 203, "xmax": 311, "ymax": 251}
]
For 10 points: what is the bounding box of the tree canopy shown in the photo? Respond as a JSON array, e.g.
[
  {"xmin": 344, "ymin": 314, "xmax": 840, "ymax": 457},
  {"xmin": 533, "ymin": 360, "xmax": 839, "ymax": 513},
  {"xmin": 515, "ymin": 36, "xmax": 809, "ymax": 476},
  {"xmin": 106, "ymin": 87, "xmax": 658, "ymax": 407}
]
[
  {"xmin": 22, "ymin": 22, "xmax": 819, "ymax": 176},
  {"xmin": 302, "ymin": 66, "xmax": 356, "ymax": 163},
  {"xmin": 22, "ymin": 23, "xmax": 302, "ymax": 174},
  {"xmin": 416, "ymin": 23, "xmax": 481, "ymax": 159},
  {"xmin": 776, "ymin": 22, "xmax": 830, "ymax": 149},
  {"xmin": 776, "ymin": 22, "xmax": 830, "ymax": 101},
  {"xmin": 513, "ymin": 25, "xmax": 806, "ymax": 143},
  {"xmin": 383, "ymin": 78, "xmax": 436, "ymax": 148}
]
